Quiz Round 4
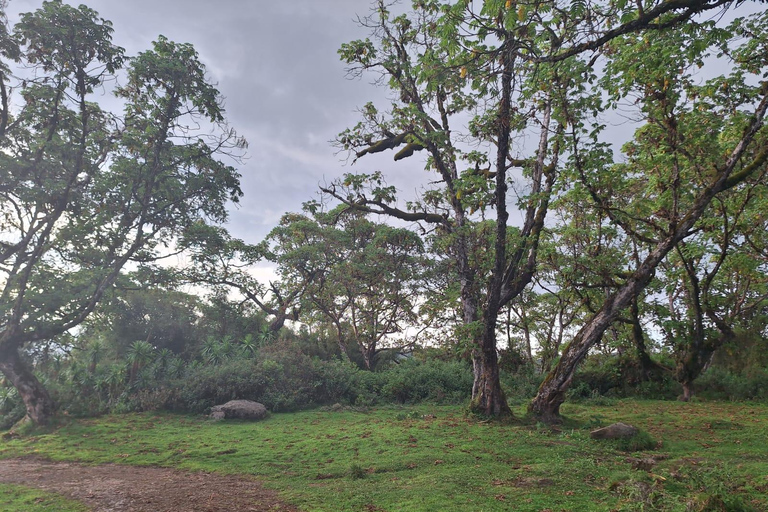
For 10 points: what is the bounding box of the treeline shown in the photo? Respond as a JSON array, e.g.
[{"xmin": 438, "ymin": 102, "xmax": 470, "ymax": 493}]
[
  {"xmin": 1, "ymin": 0, "xmax": 768, "ymax": 427},
  {"xmin": 2, "ymin": 280, "xmax": 766, "ymax": 429}
]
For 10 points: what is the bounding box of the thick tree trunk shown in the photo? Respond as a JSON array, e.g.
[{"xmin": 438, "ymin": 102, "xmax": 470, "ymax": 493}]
[
  {"xmin": 530, "ymin": 87, "xmax": 768, "ymax": 424},
  {"xmin": 361, "ymin": 343, "xmax": 375, "ymax": 370},
  {"xmin": 679, "ymin": 380, "xmax": 693, "ymax": 402},
  {"xmin": 0, "ymin": 345, "xmax": 55, "ymax": 425},
  {"xmin": 470, "ymin": 335, "xmax": 512, "ymax": 418},
  {"xmin": 268, "ymin": 314, "xmax": 286, "ymax": 334}
]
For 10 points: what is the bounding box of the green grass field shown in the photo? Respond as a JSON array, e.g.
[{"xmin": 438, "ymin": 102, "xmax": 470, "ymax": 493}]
[
  {"xmin": 2, "ymin": 400, "xmax": 767, "ymax": 511},
  {"xmin": 0, "ymin": 483, "xmax": 86, "ymax": 512}
]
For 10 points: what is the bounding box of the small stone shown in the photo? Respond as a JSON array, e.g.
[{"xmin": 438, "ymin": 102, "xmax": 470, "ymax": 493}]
[{"xmin": 627, "ymin": 457, "xmax": 656, "ymax": 471}]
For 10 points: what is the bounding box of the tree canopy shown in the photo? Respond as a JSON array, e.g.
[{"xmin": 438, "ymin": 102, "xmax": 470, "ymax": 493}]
[{"xmin": 0, "ymin": 0, "xmax": 244, "ymax": 424}]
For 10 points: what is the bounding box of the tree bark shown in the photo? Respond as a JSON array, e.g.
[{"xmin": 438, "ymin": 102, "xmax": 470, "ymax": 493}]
[
  {"xmin": 0, "ymin": 345, "xmax": 55, "ymax": 425},
  {"xmin": 679, "ymin": 381, "xmax": 693, "ymax": 402},
  {"xmin": 469, "ymin": 43, "xmax": 517, "ymax": 419},
  {"xmin": 470, "ymin": 330, "xmax": 512, "ymax": 418}
]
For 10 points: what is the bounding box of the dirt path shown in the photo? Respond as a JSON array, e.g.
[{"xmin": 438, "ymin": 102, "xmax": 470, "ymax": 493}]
[{"xmin": 0, "ymin": 458, "xmax": 299, "ymax": 512}]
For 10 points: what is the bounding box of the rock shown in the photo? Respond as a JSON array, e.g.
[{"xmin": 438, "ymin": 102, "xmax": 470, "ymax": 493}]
[
  {"xmin": 209, "ymin": 400, "xmax": 267, "ymax": 421},
  {"xmin": 627, "ymin": 457, "xmax": 657, "ymax": 471},
  {"xmin": 590, "ymin": 422, "xmax": 639, "ymax": 440}
]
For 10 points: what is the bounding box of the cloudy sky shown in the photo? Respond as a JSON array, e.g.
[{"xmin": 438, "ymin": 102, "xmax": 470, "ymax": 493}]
[{"xmin": 6, "ymin": 0, "xmax": 421, "ymax": 245}]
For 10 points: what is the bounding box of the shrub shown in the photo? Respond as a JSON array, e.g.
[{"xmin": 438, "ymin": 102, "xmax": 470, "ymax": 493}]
[
  {"xmin": 611, "ymin": 430, "xmax": 658, "ymax": 452},
  {"xmin": 379, "ymin": 358, "xmax": 473, "ymax": 404},
  {"xmin": 695, "ymin": 366, "xmax": 768, "ymax": 401},
  {"xmin": 0, "ymin": 386, "xmax": 26, "ymax": 430},
  {"xmin": 500, "ymin": 366, "xmax": 544, "ymax": 402},
  {"xmin": 177, "ymin": 358, "xmax": 267, "ymax": 413}
]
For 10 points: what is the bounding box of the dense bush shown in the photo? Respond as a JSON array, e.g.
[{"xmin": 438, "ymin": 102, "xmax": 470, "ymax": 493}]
[
  {"xmin": 13, "ymin": 330, "xmax": 767, "ymax": 423},
  {"xmin": 158, "ymin": 351, "xmax": 473, "ymax": 412},
  {"xmin": 695, "ymin": 367, "xmax": 768, "ymax": 401},
  {"xmin": 564, "ymin": 354, "xmax": 679, "ymax": 401},
  {"xmin": 500, "ymin": 366, "xmax": 544, "ymax": 402},
  {"xmin": 0, "ymin": 385, "xmax": 26, "ymax": 430},
  {"xmin": 378, "ymin": 359, "xmax": 473, "ymax": 404},
  {"xmin": 176, "ymin": 358, "xmax": 267, "ymax": 412}
]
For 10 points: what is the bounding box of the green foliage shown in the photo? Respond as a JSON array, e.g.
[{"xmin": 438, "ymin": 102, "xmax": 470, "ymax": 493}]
[
  {"xmin": 0, "ymin": 0, "xmax": 243, "ymax": 424},
  {"xmin": 177, "ymin": 358, "xmax": 267, "ymax": 413},
  {"xmin": 609, "ymin": 429, "xmax": 658, "ymax": 453},
  {"xmin": 378, "ymin": 358, "xmax": 473, "ymax": 404},
  {"xmin": 696, "ymin": 367, "xmax": 768, "ymax": 402},
  {"xmin": 0, "ymin": 385, "xmax": 25, "ymax": 430},
  {"xmin": 500, "ymin": 366, "xmax": 545, "ymax": 402}
]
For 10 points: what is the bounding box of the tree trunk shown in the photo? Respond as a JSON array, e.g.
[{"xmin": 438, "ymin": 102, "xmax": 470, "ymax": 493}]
[
  {"xmin": 0, "ymin": 345, "xmax": 55, "ymax": 425},
  {"xmin": 530, "ymin": 280, "xmax": 647, "ymax": 423},
  {"xmin": 361, "ymin": 343, "xmax": 375, "ymax": 370},
  {"xmin": 470, "ymin": 298, "xmax": 512, "ymax": 418},
  {"xmin": 630, "ymin": 297, "xmax": 665, "ymax": 381},
  {"xmin": 679, "ymin": 380, "xmax": 693, "ymax": 402},
  {"xmin": 268, "ymin": 314, "xmax": 286, "ymax": 334},
  {"xmin": 470, "ymin": 338, "xmax": 512, "ymax": 418}
]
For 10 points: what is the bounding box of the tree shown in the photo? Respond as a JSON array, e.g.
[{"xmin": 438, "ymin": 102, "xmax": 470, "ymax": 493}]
[
  {"xmin": 83, "ymin": 286, "xmax": 203, "ymax": 357},
  {"xmin": 328, "ymin": 0, "xmax": 579, "ymax": 416},
  {"xmin": 328, "ymin": 0, "xmax": 743, "ymax": 417},
  {"xmin": 0, "ymin": 1, "xmax": 244, "ymax": 424},
  {"xmin": 180, "ymin": 222, "xmax": 304, "ymax": 336},
  {"xmin": 530, "ymin": 11, "xmax": 768, "ymax": 422},
  {"xmin": 652, "ymin": 170, "xmax": 768, "ymax": 400},
  {"xmin": 268, "ymin": 207, "xmax": 427, "ymax": 369}
]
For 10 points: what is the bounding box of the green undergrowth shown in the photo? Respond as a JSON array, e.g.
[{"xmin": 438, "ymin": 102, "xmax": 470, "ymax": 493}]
[
  {"xmin": 1, "ymin": 400, "xmax": 767, "ymax": 511},
  {"xmin": 0, "ymin": 483, "xmax": 87, "ymax": 512}
]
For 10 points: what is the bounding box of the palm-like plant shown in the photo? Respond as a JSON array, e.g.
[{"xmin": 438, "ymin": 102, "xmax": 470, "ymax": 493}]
[
  {"xmin": 85, "ymin": 340, "xmax": 106, "ymax": 374},
  {"xmin": 102, "ymin": 364, "xmax": 127, "ymax": 400},
  {"xmin": 257, "ymin": 324, "xmax": 275, "ymax": 348},
  {"xmin": 201, "ymin": 336, "xmax": 234, "ymax": 366},
  {"xmin": 165, "ymin": 356, "xmax": 187, "ymax": 379},
  {"xmin": 239, "ymin": 334, "xmax": 258, "ymax": 359},
  {"xmin": 127, "ymin": 340, "xmax": 155, "ymax": 383},
  {"xmin": 0, "ymin": 386, "xmax": 20, "ymax": 414}
]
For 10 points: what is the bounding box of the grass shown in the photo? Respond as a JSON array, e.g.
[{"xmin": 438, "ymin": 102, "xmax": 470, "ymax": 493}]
[
  {"xmin": 1, "ymin": 400, "xmax": 767, "ymax": 511},
  {"xmin": 0, "ymin": 483, "xmax": 87, "ymax": 512}
]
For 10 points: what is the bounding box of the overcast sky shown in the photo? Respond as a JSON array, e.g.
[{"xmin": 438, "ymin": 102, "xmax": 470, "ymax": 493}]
[{"xmin": 6, "ymin": 0, "xmax": 423, "ymax": 246}]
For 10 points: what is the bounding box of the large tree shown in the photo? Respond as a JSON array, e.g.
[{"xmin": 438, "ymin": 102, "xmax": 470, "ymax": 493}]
[
  {"xmin": 180, "ymin": 221, "xmax": 305, "ymax": 336},
  {"xmin": 327, "ymin": 0, "xmax": 586, "ymax": 417},
  {"xmin": 265, "ymin": 207, "xmax": 428, "ymax": 369},
  {"xmin": 327, "ymin": 0, "xmax": 735, "ymax": 417},
  {"xmin": 0, "ymin": 1, "xmax": 243, "ymax": 424},
  {"xmin": 530, "ymin": 10, "xmax": 768, "ymax": 422},
  {"xmin": 651, "ymin": 169, "xmax": 768, "ymax": 401}
]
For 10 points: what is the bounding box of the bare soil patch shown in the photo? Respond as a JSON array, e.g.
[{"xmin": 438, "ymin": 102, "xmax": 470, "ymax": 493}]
[{"xmin": 0, "ymin": 457, "xmax": 298, "ymax": 512}]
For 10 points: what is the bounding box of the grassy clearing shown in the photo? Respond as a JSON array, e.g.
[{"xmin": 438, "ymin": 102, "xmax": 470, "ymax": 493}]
[
  {"xmin": 1, "ymin": 400, "xmax": 767, "ymax": 511},
  {"xmin": 0, "ymin": 483, "xmax": 87, "ymax": 512}
]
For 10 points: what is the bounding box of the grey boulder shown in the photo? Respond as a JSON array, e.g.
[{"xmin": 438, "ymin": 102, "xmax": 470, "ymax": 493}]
[
  {"xmin": 210, "ymin": 400, "xmax": 268, "ymax": 421},
  {"xmin": 590, "ymin": 422, "xmax": 639, "ymax": 440}
]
